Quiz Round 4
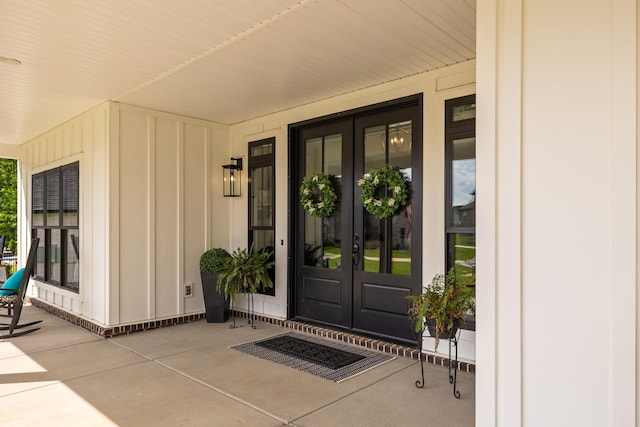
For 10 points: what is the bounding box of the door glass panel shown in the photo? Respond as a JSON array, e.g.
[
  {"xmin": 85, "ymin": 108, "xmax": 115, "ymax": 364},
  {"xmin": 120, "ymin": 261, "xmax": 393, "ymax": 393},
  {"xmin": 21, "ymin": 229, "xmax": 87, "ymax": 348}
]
[
  {"xmin": 363, "ymin": 122, "xmax": 412, "ymax": 276},
  {"xmin": 323, "ymin": 134, "xmax": 342, "ymax": 269},
  {"xmin": 389, "ymin": 121, "xmax": 412, "ymax": 276},
  {"xmin": 364, "ymin": 125, "xmax": 386, "ymax": 170},
  {"xmin": 362, "ymin": 212, "xmax": 381, "ymax": 273},
  {"xmin": 304, "ymin": 134, "xmax": 342, "ymax": 269},
  {"xmin": 304, "ymin": 137, "xmax": 324, "ymax": 267},
  {"xmin": 305, "ymin": 137, "xmax": 322, "ymax": 174},
  {"xmin": 451, "ymin": 137, "xmax": 476, "ymax": 227},
  {"xmin": 363, "ymin": 125, "xmax": 385, "ymax": 272}
]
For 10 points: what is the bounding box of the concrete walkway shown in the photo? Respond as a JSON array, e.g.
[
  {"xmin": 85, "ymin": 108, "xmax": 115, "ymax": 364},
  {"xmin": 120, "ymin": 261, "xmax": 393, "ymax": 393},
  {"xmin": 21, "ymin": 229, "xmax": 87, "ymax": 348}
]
[{"xmin": 0, "ymin": 306, "xmax": 475, "ymax": 426}]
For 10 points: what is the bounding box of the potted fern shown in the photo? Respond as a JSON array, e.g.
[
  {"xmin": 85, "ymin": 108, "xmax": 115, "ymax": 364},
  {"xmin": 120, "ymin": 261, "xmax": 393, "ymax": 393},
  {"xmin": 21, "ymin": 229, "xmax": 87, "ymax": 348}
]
[
  {"xmin": 199, "ymin": 248, "xmax": 231, "ymax": 323},
  {"xmin": 216, "ymin": 245, "xmax": 275, "ymax": 303},
  {"xmin": 407, "ymin": 268, "xmax": 475, "ymax": 350}
]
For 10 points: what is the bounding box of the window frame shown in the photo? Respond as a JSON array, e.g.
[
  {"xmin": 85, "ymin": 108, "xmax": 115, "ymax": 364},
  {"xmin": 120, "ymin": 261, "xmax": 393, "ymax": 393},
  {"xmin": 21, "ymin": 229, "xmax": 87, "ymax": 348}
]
[
  {"xmin": 31, "ymin": 161, "xmax": 80, "ymax": 292},
  {"xmin": 247, "ymin": 137, "xmax": 276, "ymax": 296}
]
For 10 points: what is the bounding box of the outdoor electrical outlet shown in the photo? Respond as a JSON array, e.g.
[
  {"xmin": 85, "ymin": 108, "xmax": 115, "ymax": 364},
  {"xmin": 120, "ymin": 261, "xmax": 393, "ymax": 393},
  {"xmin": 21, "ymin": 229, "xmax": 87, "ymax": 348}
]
[{"xmin": 184, "ymin": 283, "xmax": 193, "ymax": 298}]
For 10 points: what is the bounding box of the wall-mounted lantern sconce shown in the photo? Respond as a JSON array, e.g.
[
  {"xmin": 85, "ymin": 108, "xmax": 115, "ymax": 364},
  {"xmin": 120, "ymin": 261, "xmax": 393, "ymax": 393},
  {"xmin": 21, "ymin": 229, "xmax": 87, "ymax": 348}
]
[{"xmin": 222, "ymin": 157, "xmax": 243, "ymax": 197}]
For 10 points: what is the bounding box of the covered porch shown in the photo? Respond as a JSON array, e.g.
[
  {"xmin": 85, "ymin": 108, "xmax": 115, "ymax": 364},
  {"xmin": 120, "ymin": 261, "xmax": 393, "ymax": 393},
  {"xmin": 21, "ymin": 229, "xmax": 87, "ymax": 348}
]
[{"xmin": 3, "ymin": 0, "xmax": 640, "ymax": 425}]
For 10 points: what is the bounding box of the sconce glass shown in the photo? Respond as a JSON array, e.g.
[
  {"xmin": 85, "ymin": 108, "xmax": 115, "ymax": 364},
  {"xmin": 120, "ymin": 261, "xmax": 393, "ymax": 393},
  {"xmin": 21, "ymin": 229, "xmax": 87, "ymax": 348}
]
[{"xmin": 222, "ymin": 157, "xmax": 243, "ymax": 197}]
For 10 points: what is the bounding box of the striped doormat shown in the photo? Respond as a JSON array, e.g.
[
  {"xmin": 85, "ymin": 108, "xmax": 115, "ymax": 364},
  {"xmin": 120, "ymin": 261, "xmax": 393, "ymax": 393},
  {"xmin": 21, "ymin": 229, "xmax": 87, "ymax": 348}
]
[{"xmin": 231, "ymin": 332, "xmax": 395, "ymax": 383}]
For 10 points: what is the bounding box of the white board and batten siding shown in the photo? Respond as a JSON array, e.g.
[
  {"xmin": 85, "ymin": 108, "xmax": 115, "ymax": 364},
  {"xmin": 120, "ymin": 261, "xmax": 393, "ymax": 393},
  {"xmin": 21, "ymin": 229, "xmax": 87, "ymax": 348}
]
[
  {"xmin": 20, "ymin": 102, "xmax": 230, "ymax": 327},
  {"xmin": 20, "ymin": 103, "xmax": 108, "ymax": 321},
  {"xmin": 115, "ymin": 104, "xmax": 229, "ymax": 324}
]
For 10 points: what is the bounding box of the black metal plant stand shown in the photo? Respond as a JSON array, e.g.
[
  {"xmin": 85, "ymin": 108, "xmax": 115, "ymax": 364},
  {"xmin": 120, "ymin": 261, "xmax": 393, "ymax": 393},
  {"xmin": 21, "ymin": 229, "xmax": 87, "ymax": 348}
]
[
  {"xmin": 229, "ymin": 293, "xmax": 257, "ymax": 329},
  {"xmin": 415, "ymin": 323, "xmax": 461, "ymax": 399}
]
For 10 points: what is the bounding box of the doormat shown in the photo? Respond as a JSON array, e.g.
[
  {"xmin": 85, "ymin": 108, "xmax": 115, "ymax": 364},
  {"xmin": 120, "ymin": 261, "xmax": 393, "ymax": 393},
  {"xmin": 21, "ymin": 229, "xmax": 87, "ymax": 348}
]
[
  {"xmin": 256, "ymin": 334, "xmax": 366, "ymax": 369},
  {"xmin": 231, "ymin": 332, "xmax": 395, "ymax": 383}
]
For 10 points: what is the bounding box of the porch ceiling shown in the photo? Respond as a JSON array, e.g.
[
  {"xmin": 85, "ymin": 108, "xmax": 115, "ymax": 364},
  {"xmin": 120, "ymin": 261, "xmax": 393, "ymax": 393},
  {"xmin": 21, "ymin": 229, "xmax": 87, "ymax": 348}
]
[{"xmin": 1, "ymin": 0, "xmax": 476, "ymax": 146}]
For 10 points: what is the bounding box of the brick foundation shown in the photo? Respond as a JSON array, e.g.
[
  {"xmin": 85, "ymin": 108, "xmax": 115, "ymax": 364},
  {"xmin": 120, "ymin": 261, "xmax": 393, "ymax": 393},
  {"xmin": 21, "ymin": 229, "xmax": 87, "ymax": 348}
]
[{"xmin": 29, "ymin": 300, "xmax": 475, "ymax": 373}]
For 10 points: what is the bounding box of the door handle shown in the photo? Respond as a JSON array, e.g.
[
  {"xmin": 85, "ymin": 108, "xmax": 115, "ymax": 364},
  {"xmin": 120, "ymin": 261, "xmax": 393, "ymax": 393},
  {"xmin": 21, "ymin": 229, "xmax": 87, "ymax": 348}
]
[{"xmin": 352, "ymin": 243, "xmax": 360, "ymax": 268}]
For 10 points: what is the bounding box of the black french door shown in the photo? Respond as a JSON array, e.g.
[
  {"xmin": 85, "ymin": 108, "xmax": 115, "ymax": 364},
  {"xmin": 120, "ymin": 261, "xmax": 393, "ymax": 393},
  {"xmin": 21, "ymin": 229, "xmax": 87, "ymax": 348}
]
[{"xmin": 291, "ymin": 96, "xmax": 422, "ymax": 342}]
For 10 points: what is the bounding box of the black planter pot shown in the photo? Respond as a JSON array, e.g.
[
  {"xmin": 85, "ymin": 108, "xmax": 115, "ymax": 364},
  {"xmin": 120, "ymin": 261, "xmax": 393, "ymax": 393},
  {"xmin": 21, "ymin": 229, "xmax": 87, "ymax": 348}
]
[
  {"xmin": 200, "ymin": 271, "xmax": 230, "ymax": 323},
  {"xmin": 425, "ymin": 317, "xmax": 459, "ymax": 340}
]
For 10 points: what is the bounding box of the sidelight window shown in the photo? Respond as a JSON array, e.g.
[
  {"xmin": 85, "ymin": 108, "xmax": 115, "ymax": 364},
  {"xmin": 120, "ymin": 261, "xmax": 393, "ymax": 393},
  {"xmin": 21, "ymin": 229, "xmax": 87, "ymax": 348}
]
[
  {"xmin": 248, "ymin": 138, "xmax": 275, "ymax": 295},
  {"xmin": 445, "ymin": 95, "xmax": 476, "ymax": 280}
]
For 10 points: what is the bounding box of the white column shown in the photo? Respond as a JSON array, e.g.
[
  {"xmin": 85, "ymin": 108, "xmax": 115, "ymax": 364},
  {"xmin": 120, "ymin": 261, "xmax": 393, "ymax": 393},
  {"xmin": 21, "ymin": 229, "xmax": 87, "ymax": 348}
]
[{"xmin": 476, "ymin": 0, "xmax": 638, "ymax": 426}]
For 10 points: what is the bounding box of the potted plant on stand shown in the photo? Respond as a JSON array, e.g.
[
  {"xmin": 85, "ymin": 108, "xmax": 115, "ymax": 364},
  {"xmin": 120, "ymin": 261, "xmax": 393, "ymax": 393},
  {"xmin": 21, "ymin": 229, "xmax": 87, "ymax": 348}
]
[
  {"xmin": 407, "ymin": 268, "xmax": 475, "ymax": 350},
  {"xmin": 199, "ymin": 248, "xmax": 231, "ymax": 323},
  {"xmin": 216, "ymin": 245, "xmax": 274, "ymax": 328},
  {"xmin": 407, "ymin": 268, "xmax": 475, "ymax": 396}
]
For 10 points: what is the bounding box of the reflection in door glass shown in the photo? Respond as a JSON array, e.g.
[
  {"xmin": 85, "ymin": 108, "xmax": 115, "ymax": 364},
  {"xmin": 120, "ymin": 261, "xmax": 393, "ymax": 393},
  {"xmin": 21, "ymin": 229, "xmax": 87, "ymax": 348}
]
[
  {"xmin": 304, "ymin": 134, "xmax": 342, "ymax": 269},
  {"xmin": 362, "ymin": 121, "xmax": 412, "ymax": 276}
]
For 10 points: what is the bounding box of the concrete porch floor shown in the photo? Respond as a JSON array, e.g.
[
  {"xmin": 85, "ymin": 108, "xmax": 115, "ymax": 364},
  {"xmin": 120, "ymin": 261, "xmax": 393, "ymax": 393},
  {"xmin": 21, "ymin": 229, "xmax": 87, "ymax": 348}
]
[{"xmin": 0, "ymin": 306, "xmax": 475, "ymax": 426}]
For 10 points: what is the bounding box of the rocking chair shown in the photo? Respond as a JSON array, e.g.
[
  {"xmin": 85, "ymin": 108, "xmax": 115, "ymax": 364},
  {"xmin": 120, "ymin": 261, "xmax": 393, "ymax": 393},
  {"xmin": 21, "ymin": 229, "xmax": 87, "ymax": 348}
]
[{"xmin": 0, "ymin": 238, "xmax": 41, "ymax": 338}]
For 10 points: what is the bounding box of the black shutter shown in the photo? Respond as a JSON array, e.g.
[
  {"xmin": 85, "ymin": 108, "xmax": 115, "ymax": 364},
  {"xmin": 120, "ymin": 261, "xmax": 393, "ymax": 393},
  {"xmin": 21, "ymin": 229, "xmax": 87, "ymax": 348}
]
[
  {"xmin": 62, "ymin": 163, "xmax": 79, "ymax": 226},
  {"xmin": 32, "ymin": 173, "xmax": 45, "ymax": 226}
]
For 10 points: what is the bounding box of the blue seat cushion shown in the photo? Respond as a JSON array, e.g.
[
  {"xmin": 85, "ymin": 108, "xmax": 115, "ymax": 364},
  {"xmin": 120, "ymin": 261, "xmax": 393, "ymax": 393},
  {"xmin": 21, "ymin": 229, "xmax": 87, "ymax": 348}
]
[{"xmin": 0, "ymin": 268, "xmax": 25, "ymax": 296}]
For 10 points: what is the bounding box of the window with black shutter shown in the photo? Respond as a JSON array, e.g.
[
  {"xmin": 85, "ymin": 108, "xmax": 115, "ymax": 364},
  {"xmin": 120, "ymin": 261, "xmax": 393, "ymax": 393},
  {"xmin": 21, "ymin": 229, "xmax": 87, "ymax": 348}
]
[{"xmin": 32, "ymin": 162, "xmax": 80, "ymax": 292}]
